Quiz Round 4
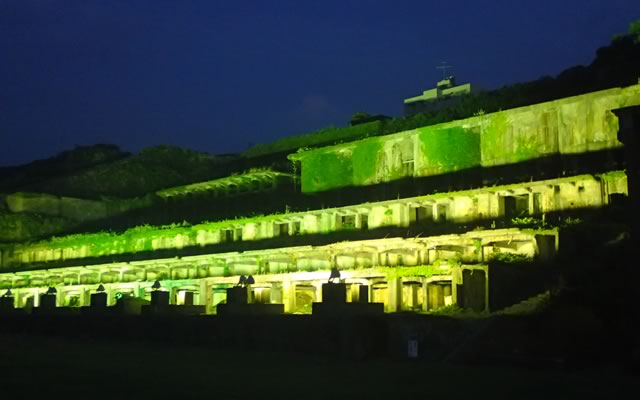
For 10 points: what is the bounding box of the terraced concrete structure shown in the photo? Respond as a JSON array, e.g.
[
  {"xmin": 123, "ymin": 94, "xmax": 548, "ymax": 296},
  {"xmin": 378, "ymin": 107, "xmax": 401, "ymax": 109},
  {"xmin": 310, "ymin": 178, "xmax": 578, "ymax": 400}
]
[{"xmin": 0, "ymin": 84, "xmax": 638, "ymax": 314}]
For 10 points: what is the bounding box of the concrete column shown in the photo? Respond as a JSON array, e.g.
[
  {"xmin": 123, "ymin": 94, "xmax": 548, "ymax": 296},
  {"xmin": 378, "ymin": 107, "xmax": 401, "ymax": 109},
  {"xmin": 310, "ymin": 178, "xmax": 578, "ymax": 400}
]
[
  {"xmin": 528, "ymin": 192, "xmax": 535, "ymax": 215},
  {"xmin": 55, "ymin": 287, "xmax": 62, "ymax": 307},
  {"xmin": 106, "ymin": 286, "xmax": 116, "ymax": 306},
  {"xmin": 405, "ymin": 284, "xmax": 418, "ymax": 309},
  {"xmin": 199, "ymin": 280, "xmax": 210, "ymax": 312},
  {"xmin": 451, "ymin": 269, "xmax": 459, "ymax": 307},
  {"xmin": 312, "ymin": 281, "xmax": 323, "ymax": 302},
  {"xmin": 80, "ymin": 287, "xmax": 90, "ymax": 307},
  {"xmin": 388, "ymin": 278, "xmax": 402, "ymax": 312},
  {"xmin": 282, "ymin": 280, "xmax": 295, "ymax": 313},
  {"xmin": 485, "ymin": 269, "xmax": 490, "ymax": 313},
  {"xmin": 136, "ymin": 284, "xmax": 144, "ymax": 299},
  {"xmin": 422, "ymin": 281, "xmax": 429, "ymax": 311},
  {"xmin": 270, "ymin": 282, "xmax": 283, "ymax": 304},
  {"xmin": 350, "ymin": 284, "xmax": 360, "ymax": 303}
]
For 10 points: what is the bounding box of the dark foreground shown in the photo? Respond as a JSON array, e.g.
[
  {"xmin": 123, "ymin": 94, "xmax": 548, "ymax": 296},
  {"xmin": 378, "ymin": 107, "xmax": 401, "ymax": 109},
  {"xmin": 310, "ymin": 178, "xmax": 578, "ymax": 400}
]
[
  {"xmin": 0, "ymin": 310, "xmax": 639, "ymax": 399},
  {"xmin": 0, "ymin": 332, "xmax": 636, "ymax": 400}
]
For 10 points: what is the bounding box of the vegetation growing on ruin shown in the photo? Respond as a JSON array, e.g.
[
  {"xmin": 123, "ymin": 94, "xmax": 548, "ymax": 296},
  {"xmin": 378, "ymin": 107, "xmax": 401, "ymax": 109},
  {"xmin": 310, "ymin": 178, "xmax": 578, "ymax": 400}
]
[
  {"xmin": 382, "ymin": 265, "xmax": 446, "ymax": 280},
  {"xmin": 481, "ymin": 112, "xmax": 507, "ymax": 165},
  {"xmin": 489, "ymin": 253, "xmax": 533, "ymax": 263},
  {"xmin": 300, "ymin": 150, "xmax": 354, "ymax": 192},
  {"xmin": 351, "ymin": 139, "xmax": 383, "ymax": 185},
  {"xmin": 242, "ymin": 121, "xmax": 382, "ymax": 158},
  {"xmin": 417, "ymin": 126, "xmax": 481, "ymax": 174}
]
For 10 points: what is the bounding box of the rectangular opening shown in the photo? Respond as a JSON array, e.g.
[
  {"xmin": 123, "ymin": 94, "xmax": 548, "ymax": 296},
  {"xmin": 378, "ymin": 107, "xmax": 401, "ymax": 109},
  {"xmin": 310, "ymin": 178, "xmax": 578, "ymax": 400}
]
[
  {"xmin": 435, "ymin": 203, "xmax": 448, "ymax": 222},
  {"xmin": 359, "ymin": 214, "xmax": 369, "ymax": 230},
  {"xmin": 234, "ymin": 228, "xmax": 243, "ymax": 241},
  {"xmin": 340, "ymin": 215, "xmax": 356, "ymax": 230},
  {"xmin": 410, "ymin": 205, "xmax": 433, "ymax": 224},
  {"xmin": 291, "ymin": 221, "xmax": 301, "ymax": 235},
  {"xmin": 277, "ymin": 223, "xmax": 289, "ymax": 236},
  {"xmin": 503, "ymin": 195, "xmax": 529, "ymax": 219},
  {"xmin": 402, "ymin": 159, "xmax": 415, "ymax": 177},
  {"xmin": 608, "ymin": 193, "xmax": 627, "ymax": 207},
  {"xmin": 221, "ymin": 229, "xmax": 234, "ymax": 243}
]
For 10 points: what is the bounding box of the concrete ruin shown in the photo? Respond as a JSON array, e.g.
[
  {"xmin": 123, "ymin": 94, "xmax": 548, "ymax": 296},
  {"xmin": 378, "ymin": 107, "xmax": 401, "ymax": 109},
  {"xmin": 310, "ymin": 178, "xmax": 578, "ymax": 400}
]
[{"xmin": 0, "ymin": 84, "xmax": 638, "ymax": 316}]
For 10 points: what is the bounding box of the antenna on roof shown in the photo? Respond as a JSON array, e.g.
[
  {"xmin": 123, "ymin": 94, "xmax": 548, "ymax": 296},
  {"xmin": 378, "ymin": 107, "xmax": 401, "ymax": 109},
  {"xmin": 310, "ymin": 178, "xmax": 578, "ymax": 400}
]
[{"xmin": 436, "ymin": 61, "xmax": 452, "ymax": 80}]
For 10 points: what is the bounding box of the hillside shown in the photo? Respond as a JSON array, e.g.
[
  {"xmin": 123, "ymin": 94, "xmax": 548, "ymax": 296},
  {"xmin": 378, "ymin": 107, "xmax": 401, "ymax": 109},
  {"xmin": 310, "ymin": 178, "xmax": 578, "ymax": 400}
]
[
  {"xmin": 0, "ymin": 144, "xmax": 127, "ymax": 194},
  {"xmin": 0, "ymin": 145, "xmax": 243, "ymax": 199}
]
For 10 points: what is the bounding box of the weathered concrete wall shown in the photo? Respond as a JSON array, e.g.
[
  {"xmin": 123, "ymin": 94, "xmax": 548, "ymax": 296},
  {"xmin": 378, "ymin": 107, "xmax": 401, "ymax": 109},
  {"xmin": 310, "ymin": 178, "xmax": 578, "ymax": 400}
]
[{"xmin": 294, "ymin": 85, "xmax": 640, "ymax": 193}]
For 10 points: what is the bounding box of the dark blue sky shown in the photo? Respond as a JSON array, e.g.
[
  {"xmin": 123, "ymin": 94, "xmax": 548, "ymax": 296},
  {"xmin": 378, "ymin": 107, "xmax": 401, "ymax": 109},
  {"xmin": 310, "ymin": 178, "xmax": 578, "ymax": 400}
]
[{"xmin": 2, "ymin": 0, "xmax": 639, "ymax": 166}]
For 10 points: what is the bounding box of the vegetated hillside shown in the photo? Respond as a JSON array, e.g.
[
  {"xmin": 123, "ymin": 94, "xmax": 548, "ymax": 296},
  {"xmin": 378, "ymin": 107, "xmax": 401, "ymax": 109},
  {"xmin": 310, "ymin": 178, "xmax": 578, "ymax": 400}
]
[
  {"xmin": 1, "ymin": 144, "xmax": 292, "ymax": 200},
  {"xmin": 0, "ymin": 209, "xmax": 75, "ymax": 243},
  {"xmin": 243, "ymin": 29, "xmax": 640, "ymax": 158},
  {"xmin": 0, "ymin": 144, "xmax": 127, "ymax": 194},
  {"xmin": 23, "ymin": 145, "xmax": 245, "ymax": 199},
  {"xmin": 0, "ymin": 145, "xmax": 247, "ymax": 199}
]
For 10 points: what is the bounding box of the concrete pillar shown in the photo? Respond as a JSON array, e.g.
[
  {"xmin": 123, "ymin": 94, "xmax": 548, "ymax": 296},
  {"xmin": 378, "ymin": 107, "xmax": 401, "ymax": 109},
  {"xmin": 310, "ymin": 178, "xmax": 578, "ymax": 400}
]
[
  {"xmin": 451, "ymin": 269, "xmax": 459, "ymax": 306},
  {"xmin": 55, "ymin": 287, "xmax": 62, "ymax": 307},
  {"xmin": 270, "ymin": 282, "xmax": 283, "ymax": 304},
  {"xmin": 80, "ymin": 287, "xmax": 90, "ymax": 307},
  {"xmin": 350, "ymin": 284, "xmax": 360, "ymax": 303},
  {"xmin": 136, "ymin": 284, "xmax": 144, "ymax": 299},
  {"xmin": 12, "ymin": 291, "xmax": 21, "ymax": 308},
  {"xmin": 282, "ymin": 280, "xmax": 295, "ymax": 313},
  {"xmin": 312, "ymin": 281, "xmax": 323, "ymax": 302},
  {"xmin": 422, "ymin": 281, "xmax": 429, "ymax": 311},
  {"xmin": 106, "ymin": 287, "xmax": 116, "ymax": 306},
  {"xmin": 199, "ymin": 280, "xmax": 210, "ymax": 312},
  {"xmin": 485, "ymin": 269, "xmax": 490, "ymax": 313},
  {"xmin": 245, "ymin": 284, "xmax": 254, "ymax": 304},
  {"xmin": 388, "ymin": 278, "xmax": 402, "ymax": 312}
]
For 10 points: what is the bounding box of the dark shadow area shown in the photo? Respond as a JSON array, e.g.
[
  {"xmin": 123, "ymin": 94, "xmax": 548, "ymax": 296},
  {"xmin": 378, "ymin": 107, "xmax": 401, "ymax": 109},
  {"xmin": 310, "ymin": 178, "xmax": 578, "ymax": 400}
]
[{"xmin": 489, "ymin": 261, "xmax": 557, "ymax": 311}]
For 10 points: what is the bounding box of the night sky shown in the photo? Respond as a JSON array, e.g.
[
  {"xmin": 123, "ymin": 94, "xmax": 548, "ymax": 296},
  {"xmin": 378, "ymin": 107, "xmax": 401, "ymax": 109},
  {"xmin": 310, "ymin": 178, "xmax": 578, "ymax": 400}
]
[{"xmin": 2, "ymin": 0, "xmax": 639, "ymax": 167}]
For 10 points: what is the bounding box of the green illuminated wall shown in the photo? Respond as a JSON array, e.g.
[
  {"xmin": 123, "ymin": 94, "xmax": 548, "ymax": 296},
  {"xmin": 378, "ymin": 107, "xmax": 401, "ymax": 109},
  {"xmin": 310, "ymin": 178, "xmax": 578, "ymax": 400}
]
[
  {"xmin": 416, "ymin": 126, "xmax": 480, "ymax": 176},
  {"xmin": 293, "ymin": 84, "xmax": 640, "ymax": 192}
]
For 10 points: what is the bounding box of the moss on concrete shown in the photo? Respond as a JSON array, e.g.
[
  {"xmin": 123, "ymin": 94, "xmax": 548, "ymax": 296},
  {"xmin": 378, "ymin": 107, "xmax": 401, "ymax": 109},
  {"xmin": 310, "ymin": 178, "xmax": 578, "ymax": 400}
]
[
  {"xmin": 352, "ymin": 139, "xmax": 383, "ymax": 185},
  {"xmin": 417, "ymin": 126, "xmax": 481, "ymax": 174},
  {"xmin": 300, "ymin": 150, "xmax": 353, "ymax": 192}
]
